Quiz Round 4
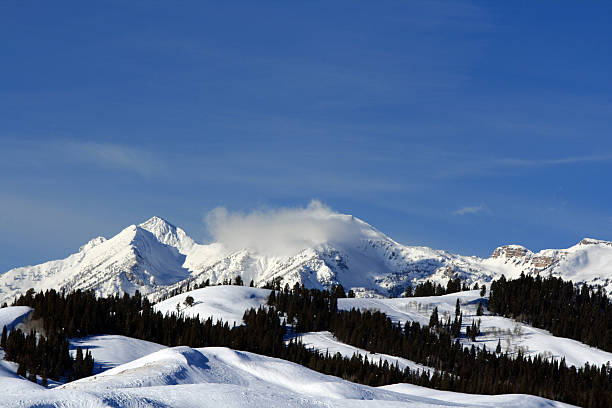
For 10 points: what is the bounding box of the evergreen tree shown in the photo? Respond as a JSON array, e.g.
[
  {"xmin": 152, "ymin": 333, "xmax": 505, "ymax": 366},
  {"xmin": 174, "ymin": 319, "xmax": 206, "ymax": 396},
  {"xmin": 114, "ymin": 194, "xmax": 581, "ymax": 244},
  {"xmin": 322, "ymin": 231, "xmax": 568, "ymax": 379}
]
[
  {"xmin": 184, "ymin": 296, "xmax": 195, "ymax": 307},
  {"xmin": 429, "ymin": 307, "xmax": 439, "ymax": 328},
  {"xmin": 1, "ymin": 325, "xmax": 6, "ymax": 348},
  {"xmin": 476, "ymin": 301, "xmax": 483, "ymax": 316},
  {"xmin": 17, "ymin": 362, "xmax": 26, "ymax": 377},
  {"xmin": 28, "ymin": 369, "xmax": 37, "ymax": 383}
]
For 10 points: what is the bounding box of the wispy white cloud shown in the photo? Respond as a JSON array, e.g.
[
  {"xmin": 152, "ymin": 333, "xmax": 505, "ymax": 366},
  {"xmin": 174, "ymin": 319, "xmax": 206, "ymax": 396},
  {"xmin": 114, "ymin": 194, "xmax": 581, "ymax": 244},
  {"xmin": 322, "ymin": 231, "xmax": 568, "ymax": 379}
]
[
  {"xmin": 499, "ymin": 154, "xmax": 612, "ymax": 167},
  {"xmin": 452, "ymin": 205, "xmax": 487, "ymax": 216},
  {"xmin": 434, "ymin": 153, "xmax": 612, "ymax": 180},
  {"xmin": 66, "ymin": 141, "xmax": 163, "ymax": 176}
]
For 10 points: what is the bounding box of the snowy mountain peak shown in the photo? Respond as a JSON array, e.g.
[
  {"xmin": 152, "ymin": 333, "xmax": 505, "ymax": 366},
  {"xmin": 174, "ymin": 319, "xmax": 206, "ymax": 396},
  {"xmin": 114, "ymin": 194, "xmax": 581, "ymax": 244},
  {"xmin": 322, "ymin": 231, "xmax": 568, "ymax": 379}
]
[
  {"xmin": 139, "ymin": 216, "xmax": 196, "ymax": 254},
  {"xmin": 0, "ymin": 220, "xmax": 191, "ymax": 304},
  {"xmin": 140, "ymin": 215, "xmax": 173, "ymax": 229}
]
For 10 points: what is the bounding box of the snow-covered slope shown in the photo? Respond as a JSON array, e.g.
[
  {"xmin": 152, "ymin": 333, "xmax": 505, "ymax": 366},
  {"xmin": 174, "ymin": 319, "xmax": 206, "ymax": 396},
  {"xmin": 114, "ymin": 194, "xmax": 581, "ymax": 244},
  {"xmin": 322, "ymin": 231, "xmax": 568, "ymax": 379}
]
[
  {"xmin": 69, "ymin": 335, "xmax": 167, "ymax": 374},
  {"xmin": 0, "ymin": 345, "xmax": 574, "ymax": 408},
  {"xmin": 339, "ymin": 290, "xmax": 612, "ymax": 369},
  {"xmin": 154, "ymin": 285, "xmax": 271, "ymax": 326},
  {"xmin": 290, "ymin": 331, "xmax": 433, "ymax": 375},
  {"xmin": 0, "ymin": 306, "xmax": 32, "ymax": 331},
  {"xmin": 3, "ymin": 213, "xmax": 612, "ymax": 304},
  {"xmin": 152, "ymin": 285, "xmax": 612, "ymax": 371}
]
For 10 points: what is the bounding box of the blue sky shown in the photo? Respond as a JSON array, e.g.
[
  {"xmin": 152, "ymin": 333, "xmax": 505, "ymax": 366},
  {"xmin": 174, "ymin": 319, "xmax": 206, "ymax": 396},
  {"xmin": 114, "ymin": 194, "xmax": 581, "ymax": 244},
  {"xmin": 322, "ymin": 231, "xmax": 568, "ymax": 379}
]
[{"xmin": 1, "ymin": 1, "xmax": 611, "ymax": 271}]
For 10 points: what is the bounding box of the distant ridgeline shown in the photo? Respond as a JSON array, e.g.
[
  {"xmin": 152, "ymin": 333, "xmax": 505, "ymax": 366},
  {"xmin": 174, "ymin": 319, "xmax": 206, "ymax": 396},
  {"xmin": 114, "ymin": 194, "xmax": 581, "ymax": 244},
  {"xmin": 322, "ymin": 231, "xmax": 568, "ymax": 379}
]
[{"xmin": 3, "ymin": 274, "xmax": 612, "ymax": 407}]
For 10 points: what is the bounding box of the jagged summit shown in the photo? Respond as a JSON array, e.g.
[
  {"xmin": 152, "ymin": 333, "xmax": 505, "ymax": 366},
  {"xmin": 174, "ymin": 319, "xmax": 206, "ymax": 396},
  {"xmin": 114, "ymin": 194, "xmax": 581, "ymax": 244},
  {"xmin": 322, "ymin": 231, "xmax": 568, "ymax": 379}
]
[
  {"xmin": 2, "ymin": 213, "xmax": 612, "ymax": 304},
  {"xmin": 139, "ymin": 216, "xmax": 195, "ymax": 254},
  {"xmin": 0, "ymin": 220, "xmax": 190, "ymax": 304}
]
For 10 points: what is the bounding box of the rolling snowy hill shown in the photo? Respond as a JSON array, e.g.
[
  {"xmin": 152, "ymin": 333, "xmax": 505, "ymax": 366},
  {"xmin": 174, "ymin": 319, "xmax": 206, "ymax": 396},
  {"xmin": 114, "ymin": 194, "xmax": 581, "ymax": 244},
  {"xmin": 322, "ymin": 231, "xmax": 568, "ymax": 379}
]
[
  {"xmin": 2, "ymin": 213, "xmax": 612, "ymax": 304},
  {"xmin": 0, "ymin": 345, "xmax": 575, "ymax": 408}
]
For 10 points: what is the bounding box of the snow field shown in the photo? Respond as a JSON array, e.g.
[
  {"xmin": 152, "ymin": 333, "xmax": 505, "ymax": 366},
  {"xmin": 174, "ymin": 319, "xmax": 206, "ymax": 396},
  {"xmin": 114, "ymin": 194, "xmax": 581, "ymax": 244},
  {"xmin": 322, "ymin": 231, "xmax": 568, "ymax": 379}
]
[
  {"xmin": 1, "ymin": 346, "xmax": 576, "ymax": 408},
  {"xmin": 153, "ymin": 285, "xmax": 271, "ymax": 326},
  {"xmin": 339, "ymin": 290, "xmax": 612, "ymax": 368}
]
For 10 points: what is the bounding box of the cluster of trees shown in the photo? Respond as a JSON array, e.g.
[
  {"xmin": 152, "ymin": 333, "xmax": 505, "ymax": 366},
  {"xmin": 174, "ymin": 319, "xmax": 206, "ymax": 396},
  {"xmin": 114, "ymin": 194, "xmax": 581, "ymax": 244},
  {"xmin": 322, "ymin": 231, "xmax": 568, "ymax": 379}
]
[
  {"xmin": 0, "ymin": 324, "xmax": 91, "ymax": 384},
  {"xmin": 488, "ymin": 274, "xmax": 612, "ymax": 352},
  {"xmin": 404, "ymin": 278, "xmax": 483, "ymax": 297},
  {"xmin": 268, "ymin": 283, "xmax": 612, "ymax": 408}
]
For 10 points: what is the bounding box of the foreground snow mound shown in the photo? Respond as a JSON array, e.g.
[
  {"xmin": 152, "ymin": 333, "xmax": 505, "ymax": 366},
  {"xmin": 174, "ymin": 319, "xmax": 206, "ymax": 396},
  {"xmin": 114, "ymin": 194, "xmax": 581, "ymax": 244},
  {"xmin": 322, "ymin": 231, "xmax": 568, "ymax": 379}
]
[
  {"xmin": 1, "ymin": 346, "xmax": 575, "ymax": 407},
  {"xmin": 0, "ymin": 360, "xmax": 43, "ymax": 395},
  {"xmin": 153, "ymin": 285, "xmax": 271, "ymax": 325},
  {"xmin": 383, "ymin": 383, "xmax": 571, "ymax": 408}
]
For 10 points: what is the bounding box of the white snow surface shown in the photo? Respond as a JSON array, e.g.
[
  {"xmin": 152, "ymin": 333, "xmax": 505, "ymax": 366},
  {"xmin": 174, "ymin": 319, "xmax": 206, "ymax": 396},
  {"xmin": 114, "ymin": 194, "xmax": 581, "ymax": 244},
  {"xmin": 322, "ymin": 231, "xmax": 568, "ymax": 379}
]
[
  {"xmin": 382, "ymin": 383, "xmax": 572, "ymax": 408},
  {"xmin": 0, "ymin": 345, "xmax": 575, "ymax": 408},
  {"xmin": 69, "ymin": 335, "xmax": 167, "ymax": 374},
  {"xmin": 0, "ymin": 306, "xmax": 32, "ymax": 330},
  {"xmin": 340, "ymin": 290, "xmax": 612, "ymax": 368},
  {"xmin": 153, "ymin": 285, "xmax": 271, "ymax": 326},
  {"xmin": 3, "ymin": 214, "xmax": 612, "ymax": 305}
]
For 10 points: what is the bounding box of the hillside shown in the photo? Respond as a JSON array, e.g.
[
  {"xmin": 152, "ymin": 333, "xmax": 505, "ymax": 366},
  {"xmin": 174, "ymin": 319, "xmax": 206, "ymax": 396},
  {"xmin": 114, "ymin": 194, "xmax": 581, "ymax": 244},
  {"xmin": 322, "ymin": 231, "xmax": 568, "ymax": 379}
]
[{"xmin": 0, "ymin": 345, "xmax": 574, "ymax": 408}]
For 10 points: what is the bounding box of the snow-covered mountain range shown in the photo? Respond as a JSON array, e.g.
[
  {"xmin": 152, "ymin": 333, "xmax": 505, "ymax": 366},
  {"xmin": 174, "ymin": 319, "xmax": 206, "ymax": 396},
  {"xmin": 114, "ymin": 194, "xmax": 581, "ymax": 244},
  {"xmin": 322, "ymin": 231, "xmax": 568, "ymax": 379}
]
[{"xmin": 1, "ymin": 214, "xmax": 612, "ymax": 304}]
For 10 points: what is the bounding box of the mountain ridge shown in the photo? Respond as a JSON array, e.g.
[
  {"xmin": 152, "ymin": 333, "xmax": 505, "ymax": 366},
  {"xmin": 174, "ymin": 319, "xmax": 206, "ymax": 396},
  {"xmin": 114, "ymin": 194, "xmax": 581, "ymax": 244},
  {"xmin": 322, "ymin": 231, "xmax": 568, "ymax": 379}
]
[{"xmin": 1, "ymin": 215, "xmax": 612, "ymax": 304}]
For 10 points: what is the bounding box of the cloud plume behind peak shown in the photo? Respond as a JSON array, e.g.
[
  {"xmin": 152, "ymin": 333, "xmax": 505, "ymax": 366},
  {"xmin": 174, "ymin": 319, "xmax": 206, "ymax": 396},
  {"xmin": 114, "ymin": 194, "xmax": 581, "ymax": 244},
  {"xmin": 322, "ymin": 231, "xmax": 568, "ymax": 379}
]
[{"xmin": 204, "ymin": 200, "xmax": 380, "ymax": 257}]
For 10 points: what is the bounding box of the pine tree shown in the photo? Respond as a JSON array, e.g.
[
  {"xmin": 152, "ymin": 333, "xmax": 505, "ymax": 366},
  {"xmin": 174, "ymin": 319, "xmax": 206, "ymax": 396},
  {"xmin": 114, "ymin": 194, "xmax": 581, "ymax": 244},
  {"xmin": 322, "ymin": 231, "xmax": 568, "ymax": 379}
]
[
  {"xmin": 455, "ymin": 299, "xmax": 461, "ymax": 317},
  {"xmin": 184, "ymin": 296, "xmax": 195, "ymax": 307},
  {"xmin": 476, "ymin": 301, "xmax": 483, "ymax": 316},
  {"xmin": 480, "ymin": 285, "xmax": 486, "ymax": 297},
  {"xmin": 429, "ymin": 307, "xmax": 439, "ymax": 328},
  {"xmin": 496, "ymin": 339, "xmax": 502, "ymax": 354},
  {"xmin": 17, "ymin": 362, "xmax": 26, "ymax": 377},
  {"xmin": 74, "ymin": 346, "xmax": 84, "ymax": 379},
  {"xmin": 0, "ymin": 325, "xmax": 6, "ymax": 348},
  {"xmin": 28, "ymin": 369, "xmax": 37, "ymax": 383}
]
